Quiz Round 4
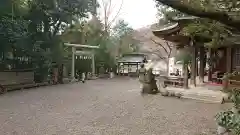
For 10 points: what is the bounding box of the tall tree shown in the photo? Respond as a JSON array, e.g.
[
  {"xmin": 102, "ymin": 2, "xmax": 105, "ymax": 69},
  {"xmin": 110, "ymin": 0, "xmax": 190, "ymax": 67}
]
[
  {"xmin": 112, "ymin": 20, "xmax": 139, "ymax": 57},
  {"xmin": 99, "ymin": 0, "xmax": 123, "ymax": 34},
  {"xmin": 0, "ymin": 0, "xmax": 97, "ymax": 81},
  {"xmin": 0, "ymin": 0, "xmax": 30, "ymax": 71},
  {"xmin": 26, "ymin": 0, "xmax": 97, "ymax": 82}
]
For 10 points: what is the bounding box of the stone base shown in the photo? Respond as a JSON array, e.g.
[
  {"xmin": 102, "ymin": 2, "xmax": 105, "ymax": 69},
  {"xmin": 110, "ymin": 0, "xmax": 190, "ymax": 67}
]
[
  {"xmin": 63, "ymin": 78, "xmax": 71, "ymax": 84},
  {"xmin": 161, "ymin": 87, "xmax": 227, "ymax": 103},
  {"xmin": 70, "ymin": 78, "xmax": 78, "ymax": 83},
  {"xmin": 217, "ymin": 126, "xmax": 229, "ymax": 135},
  {"xmin": 142, "ymin": 82, "xmax": 160, "ymax": 94},
  {"xmin": 110, "ymin": 72, "xmax": 114, "ymax": 78},
  {"xmin": 87, "ymin": 74, "xmax": 98, "ymax": 80}
]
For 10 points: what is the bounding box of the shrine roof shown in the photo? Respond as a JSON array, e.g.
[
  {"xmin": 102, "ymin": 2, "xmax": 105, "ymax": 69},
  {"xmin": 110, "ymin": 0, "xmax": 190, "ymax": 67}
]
[
  {"xmin": 152, "ymin": 16, "xmax": 198, "ymax": 36},
  {"xmin": 152, "ymin": 16, "xmax": 211, "ymax": 44},
  {"xmin": 152, "ymin": 23, "xmax": 180, "ymax": 36},
  {"xmin": 118, "ymin": 54, "xmax": 146, "ymax": 63}
]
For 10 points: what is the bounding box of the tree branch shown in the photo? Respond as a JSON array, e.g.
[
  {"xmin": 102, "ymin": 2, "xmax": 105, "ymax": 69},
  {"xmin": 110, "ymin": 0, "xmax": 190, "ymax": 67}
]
[
  {"xmin": 107, "ymin": 0, "xmax": 123, "ymax": 27},
  {"xmin": 142, "ymin": 50, "xmax": 166, "ymax": 60},
  {"xmin": 52, "ymin": 21, "xmax": 62, "ymax": 36},
  {"xmin": 156, "ymin": 0, "xmax": 240, "ymax": 31},
  {"xmin": 107, "ymin": 0, "xmax": 112, "ymax": 17},
  {"xmin": 165, "ymin": 41, "xmax": 172, "ymax": 58},
  {"xmin": 150, "ymin": 37, "xmax": 170, "ymax": 55}
]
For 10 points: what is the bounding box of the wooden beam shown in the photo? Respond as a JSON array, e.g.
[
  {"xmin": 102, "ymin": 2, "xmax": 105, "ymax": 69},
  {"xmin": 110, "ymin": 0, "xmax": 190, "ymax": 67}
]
[
  {"xmin": 64, "ymin": 43, "xmax": 99, "ymax": 49},
  {"xmin": 75, "ymin": 51, "xmax": 92, "ymax": 55}
]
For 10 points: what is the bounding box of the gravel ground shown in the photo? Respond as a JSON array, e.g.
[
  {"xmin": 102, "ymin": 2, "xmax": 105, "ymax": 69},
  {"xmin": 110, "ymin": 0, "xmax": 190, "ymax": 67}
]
[{"xmin": 0, "ymin": 77, "xmax": 230, "ymax": 135}]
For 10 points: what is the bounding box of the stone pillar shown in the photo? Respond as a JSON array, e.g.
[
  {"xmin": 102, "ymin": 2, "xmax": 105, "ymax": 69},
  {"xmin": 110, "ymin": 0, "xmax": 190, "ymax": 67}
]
[
  {"xmin": 199, "ymin": 46, "xmax": 205, "ymax": 84},
  {"xmin": 71, "ymin": 47, "xmax": 76, "ymax": 81},
  {"xmin": 91, "ymin": 53, "xmax": 95, "ymax": 75},
  {"xmin": 226, "ymin": 47, "xmax": 232, "ymax": 73},
  {"xmin": 190, "ymin": 46, "xmax": 197, "ymax": 87},
  {"xmin": 63, "ymin": 65, "xmax": 68, "ymax": 77}
]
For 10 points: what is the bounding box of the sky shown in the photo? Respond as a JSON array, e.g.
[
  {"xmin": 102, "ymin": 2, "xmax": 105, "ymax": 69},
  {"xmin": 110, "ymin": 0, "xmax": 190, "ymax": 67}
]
[{"xmin": 98, "ymin": 0, "xmax": 158, "ymax": 29}]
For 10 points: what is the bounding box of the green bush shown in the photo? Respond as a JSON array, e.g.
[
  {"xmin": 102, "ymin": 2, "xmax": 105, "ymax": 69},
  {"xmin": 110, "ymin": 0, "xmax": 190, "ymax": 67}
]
[{"xmin": 216, "ymin": 88, "xmax": 240, "ymax": 135}]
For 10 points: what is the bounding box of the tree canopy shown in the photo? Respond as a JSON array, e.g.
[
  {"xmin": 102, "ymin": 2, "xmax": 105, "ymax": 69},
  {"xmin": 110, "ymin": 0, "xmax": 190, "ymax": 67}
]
[
  {"xmin": 155, "ymin": 0, "xmax": 240, "ymax": 31},
  {"xmin": 0, "ymin": 0, "xmax": 98, "ymax": 82},
  {"xmin": 156, "ymin": 1, "xmax": 235, "ymax": 48}
]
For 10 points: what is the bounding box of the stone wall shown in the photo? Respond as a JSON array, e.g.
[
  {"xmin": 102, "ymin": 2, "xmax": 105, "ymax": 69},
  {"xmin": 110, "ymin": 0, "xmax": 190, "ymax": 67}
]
[{"xmin": 0, "ymin": 71, "xmax": 34, "ymax": 85}]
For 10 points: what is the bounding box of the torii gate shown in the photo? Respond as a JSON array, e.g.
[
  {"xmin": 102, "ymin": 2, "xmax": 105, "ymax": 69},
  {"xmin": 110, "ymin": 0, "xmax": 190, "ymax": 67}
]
[{"xmin": 64, "ymin": 43, "xmax": 99, "ymax": 81}]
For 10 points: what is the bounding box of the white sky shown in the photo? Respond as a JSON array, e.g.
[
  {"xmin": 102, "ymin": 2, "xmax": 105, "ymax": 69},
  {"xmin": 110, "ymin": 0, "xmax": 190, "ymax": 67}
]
[{"xmin": 98, "ymin": 0, "xmax": 158, "ymax": 29}]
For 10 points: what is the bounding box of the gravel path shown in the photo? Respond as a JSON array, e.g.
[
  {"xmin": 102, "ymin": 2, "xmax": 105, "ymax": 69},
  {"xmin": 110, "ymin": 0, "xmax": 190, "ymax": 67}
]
[{"xmin": 0, "ymin": 77, "xmax": 229, "ymax": 135}]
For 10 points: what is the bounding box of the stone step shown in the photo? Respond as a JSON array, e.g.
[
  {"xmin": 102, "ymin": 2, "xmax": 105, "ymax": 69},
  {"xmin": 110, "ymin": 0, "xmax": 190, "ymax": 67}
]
[
  {"xmin": 164, "ymin": 87, "xmax": 228, "ymax": 103},
  {"xmin": 182, "ymin": 91, "xmax": 224, "ymax": 103}
]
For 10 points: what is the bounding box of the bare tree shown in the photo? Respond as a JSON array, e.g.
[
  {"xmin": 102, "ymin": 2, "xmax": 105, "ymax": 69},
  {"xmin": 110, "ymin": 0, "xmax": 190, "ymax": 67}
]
[
  {"xmin": 135, "ymin": 30, "xmax": 174, "ymax": 60},
  {"xmin": 148, "ymin": 38, "xmax": 173, "ymax": 61},
  {"xmin": 99, "ymin": 0, "xmax": 124, "ymax": 33},
  {"xmin": 134, "ymin": 28, "xmax": 174, "ymax": 74},
  {"xmin": 145, "ymin": 38, "xmax": 173, "ymax": 75}
]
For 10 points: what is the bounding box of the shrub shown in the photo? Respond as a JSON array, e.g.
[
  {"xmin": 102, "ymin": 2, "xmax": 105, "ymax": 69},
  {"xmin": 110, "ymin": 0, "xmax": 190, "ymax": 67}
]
[{"xmin": 216, "ymin": 88, "xmax": 240, "ymax": 135}]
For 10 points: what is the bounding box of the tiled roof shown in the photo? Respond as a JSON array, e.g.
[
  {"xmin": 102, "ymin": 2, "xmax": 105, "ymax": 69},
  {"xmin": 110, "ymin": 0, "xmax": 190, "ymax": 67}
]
[{"xmin": 118, "ymin": 56, "xmax": 145, "ymax": 63}]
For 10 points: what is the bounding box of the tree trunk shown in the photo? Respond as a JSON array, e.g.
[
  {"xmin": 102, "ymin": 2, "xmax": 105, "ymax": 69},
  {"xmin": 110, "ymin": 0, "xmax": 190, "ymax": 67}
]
[
  {"xmin": 166, "ymin": 58, "xmax": 170, "ymax": 76},
  {"xmin": 58, "ymin": 64, "xmax": 63, "ymax": 84},
  {"xmin": 183, "ymin": 63, "xmax": 189, "ymax": 89},
  {"xmin": 199, "ymin": 47, "xmax": 205, "ymax": 84},
  {"xmin": 190, "ymin": 47, "xmax": 196, "ymax": 87}
]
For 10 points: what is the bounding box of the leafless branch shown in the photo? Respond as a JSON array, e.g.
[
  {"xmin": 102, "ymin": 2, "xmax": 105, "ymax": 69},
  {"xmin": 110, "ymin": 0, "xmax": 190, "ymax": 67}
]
[
  {"xmin": 149, "ymin": 38, "xmax": 169, "ymax": 56},
  {"xmin": 136, "ymin": 31, "xmax": 173, "ymax": 60},
  {"xmin": 107, "ymin": 0, "xmax": 123, "ymax": 28},
  {"xmin": 107, "ymin": 0, "xmax": 112, "ymax": 17},
  {"xmin": 100, "ymin": 0, "xmax": 123, "ymax": 32},
  {"xmin": 165, "ymin": 41, "xmax": 172, "ymax": 58},
  {"xmin": 142, "ymin": 50, "xmax": 166, "ymax": 60}
]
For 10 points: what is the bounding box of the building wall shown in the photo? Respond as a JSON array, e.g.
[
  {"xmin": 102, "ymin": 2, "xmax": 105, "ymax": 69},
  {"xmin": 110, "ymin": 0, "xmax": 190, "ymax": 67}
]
[
  {"xmin": 211, "ymin": 48, "xmax": 227, "ymax": 73},
  {"xmin": 168, "ymin": 57, "xmax": 183, "ymax": 76},
  {"xmin": 232, "ymin": 47, "xmax": 240, "ymax": 71},
  {"xmin": 117, "ymin": 64, "xmax": 140, "ymax": 74}
]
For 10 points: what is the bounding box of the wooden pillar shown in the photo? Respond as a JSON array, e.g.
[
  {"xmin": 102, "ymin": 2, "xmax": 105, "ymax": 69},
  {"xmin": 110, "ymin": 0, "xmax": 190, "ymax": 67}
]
[
  {"xmin": 91, "ymin": 53, "xmax": 95, "ymax": 76},
  {"xmin": 226, "ymin": 47, "xmax": 232, "ymax": 73},
  {"xmin": 136, "ymin": 63, "xmax": 139, "ymax": 75},
  {"xmin": 208, "ymin": 48, "xmax": 213, "ymax": 81},
  {"xmin": 196, "ymin": 57, "xmax": 199, "ymax": 76},
  {"xmin": 128, "ymin": 63, "xmax": 130, "ymax": 76},
  {"xmin": 190, "ymin": 46, "xmax": 197, "ymax": 87},
  {"xmin": 183, "ymin": 63, "xmax": 189, "ymax": 89},
  {"xmin": 71, "ymin": 47, "xmax": 76, "ymax": 81},
  {"xmin": 117, "ymin": 63, "xmax": 119, "ymax": 75},
  {"xmin": 199, "ymin": 46, "xmax": 205, "ymax": 84}
]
